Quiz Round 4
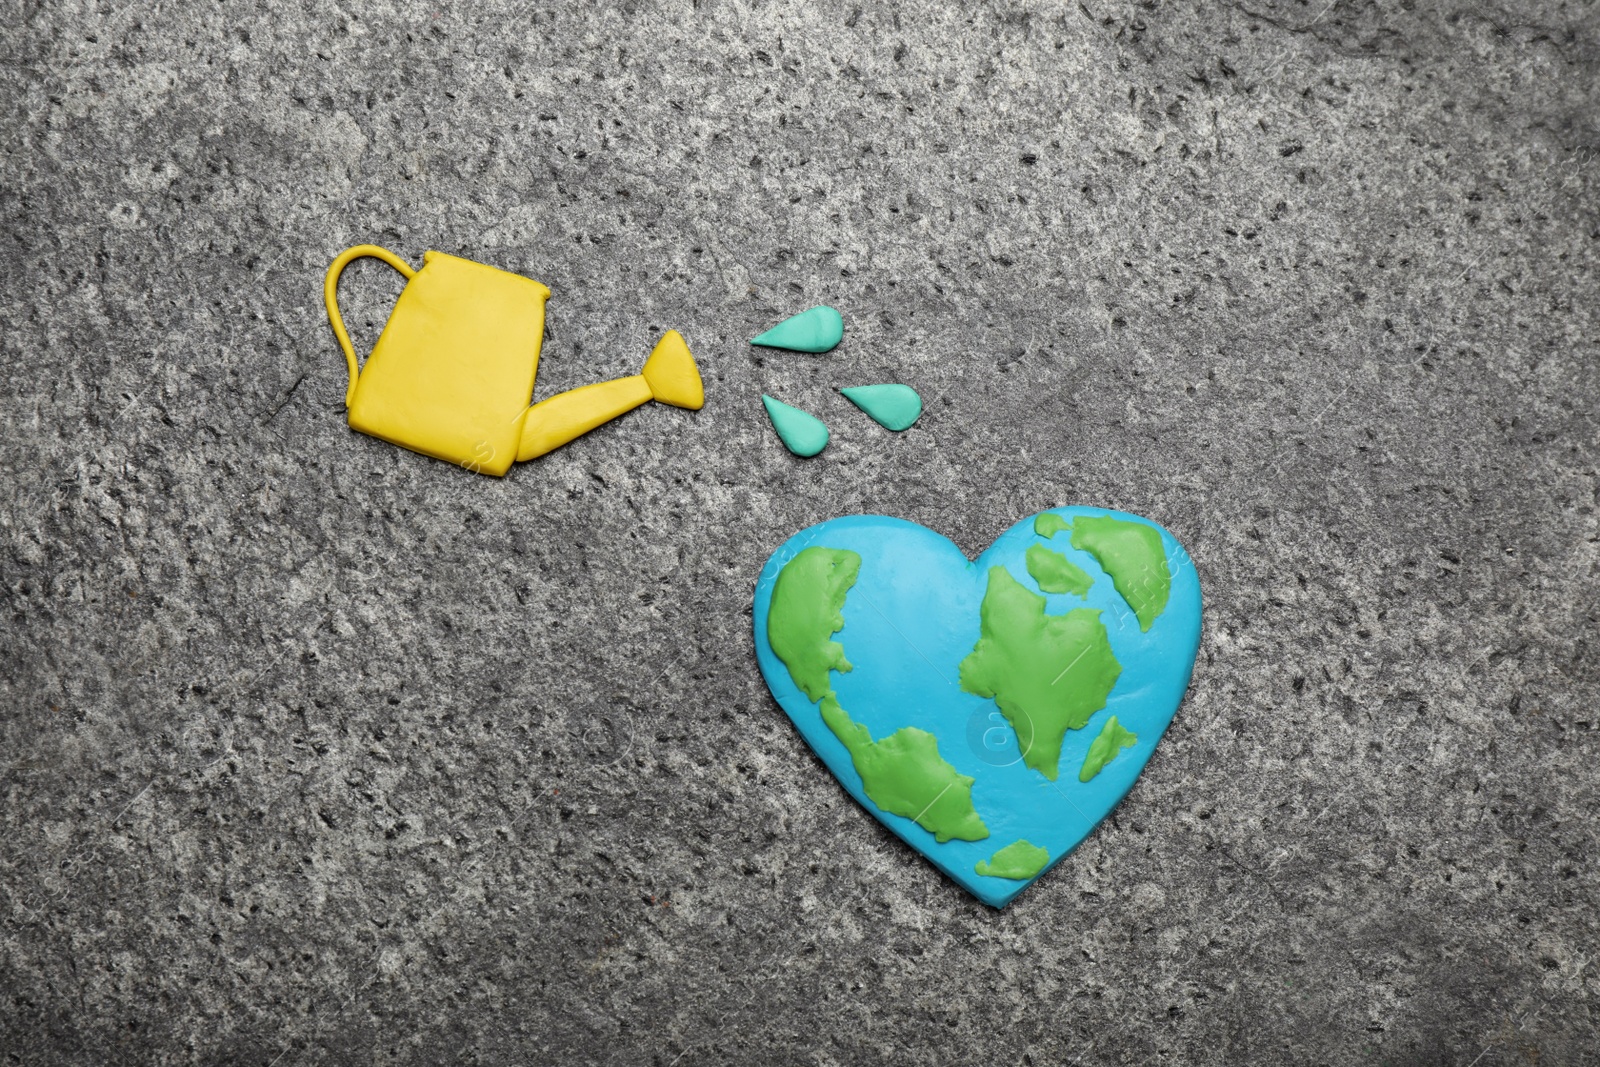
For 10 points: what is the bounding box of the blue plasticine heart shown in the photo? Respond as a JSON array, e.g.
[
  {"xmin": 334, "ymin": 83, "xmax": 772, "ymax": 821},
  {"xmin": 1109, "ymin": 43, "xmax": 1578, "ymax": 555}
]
[{"xmin": 752, "ymin": 508, "xmax": 1202, "ymax": 907}]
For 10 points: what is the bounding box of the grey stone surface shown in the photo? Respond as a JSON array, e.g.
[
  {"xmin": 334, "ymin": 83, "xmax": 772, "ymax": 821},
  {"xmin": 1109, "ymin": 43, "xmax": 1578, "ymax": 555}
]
[{"xmin": 2, "ymin": 0, "xmax": 1597, "ymax": 1063}]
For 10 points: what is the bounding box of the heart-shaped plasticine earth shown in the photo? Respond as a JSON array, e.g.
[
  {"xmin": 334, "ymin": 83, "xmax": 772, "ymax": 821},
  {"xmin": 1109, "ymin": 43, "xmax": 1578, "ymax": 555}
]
[{"xmin": 752, "ymin": 508, "xmax": 1202, "ymax": 907}]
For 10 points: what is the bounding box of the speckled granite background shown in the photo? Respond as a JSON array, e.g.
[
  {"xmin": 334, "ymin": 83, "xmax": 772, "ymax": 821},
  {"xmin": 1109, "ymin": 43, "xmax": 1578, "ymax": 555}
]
[{"xmin": 2, "ymin": 0, "xmax": 1597, "ymax": 1063}]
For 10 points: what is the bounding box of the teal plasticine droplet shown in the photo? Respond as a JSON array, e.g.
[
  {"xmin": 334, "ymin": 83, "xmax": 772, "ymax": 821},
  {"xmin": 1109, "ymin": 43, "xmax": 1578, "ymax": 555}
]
[
  {"xmin": 761, "ymin": 395, "xmax": 830, "ymax": 457},
  {"xmin": 841, "ymin": 384, "xmax": 922, "ymax": 431},
  {"xmin": 750, "ymin": 306, "xmax": 844, "ymax": 354}
]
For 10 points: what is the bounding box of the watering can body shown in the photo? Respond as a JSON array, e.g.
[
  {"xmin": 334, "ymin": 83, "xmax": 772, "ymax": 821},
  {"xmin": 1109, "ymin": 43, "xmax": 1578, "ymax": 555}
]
[{"xmin": 326, "ymin": 246, "xmax": 550, "ymax": 476}]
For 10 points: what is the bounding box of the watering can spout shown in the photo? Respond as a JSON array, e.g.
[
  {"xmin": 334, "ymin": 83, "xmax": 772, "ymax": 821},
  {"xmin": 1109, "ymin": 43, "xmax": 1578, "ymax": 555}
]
[
  {"xmin": 641, "ymin": 330, "xmax": 705, "ymax": 410},
  {"xmin": 515, "ymin": 330, "xmax": 704, "ymax": 462}
]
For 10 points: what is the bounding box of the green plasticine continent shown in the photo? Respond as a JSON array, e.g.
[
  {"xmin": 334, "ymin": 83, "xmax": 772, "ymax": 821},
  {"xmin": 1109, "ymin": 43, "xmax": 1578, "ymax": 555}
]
[
  {"xmin": 959, "ymin": 567, "xmax": 1122, "ymax": 781},
  {"xmin": 840, "ymin": 384, "xmax": 922, "ymax": 431},
  {"xmin": 766, "ymin": 546, "xmax": 859, "ymax": 702},
  {"xmin": 819, "ymin": 696, "xmax": 989, "ymax": 843},
  {"xmin": 767, "ymin": 546, "xmax": 989, "ymax": 844},
  {"xmin": 1070, "ymin": 515, "xmax": 1172, "ymax": 632},
  {"xmin": 975, "ymin": 839, "xmax": 1050, "ymax": 880},
  {"xmin": 762, "ymin": 395, "xmax": 830, "ymax": 457},
  {"xmin": 751, "ymin": 306, "xmax": 844, "ymax": 353},
  {"xmin": 1079, "ymin": 715, "xmax": 1139, "ymax": 783},
  {"xmin": 1034, "ymin": 513, "xmax": 1072, "ymax": 539},
  {"xmin": 1025, "ymin": 544, "xmax": 1094, "ymax": 597}
]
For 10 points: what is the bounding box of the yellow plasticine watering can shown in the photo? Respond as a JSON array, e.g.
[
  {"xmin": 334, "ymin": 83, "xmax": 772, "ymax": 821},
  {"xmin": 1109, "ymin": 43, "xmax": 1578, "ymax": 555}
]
[{"xmin": 324, "ymin": 245, "xmax": 704, "ymax": 476}]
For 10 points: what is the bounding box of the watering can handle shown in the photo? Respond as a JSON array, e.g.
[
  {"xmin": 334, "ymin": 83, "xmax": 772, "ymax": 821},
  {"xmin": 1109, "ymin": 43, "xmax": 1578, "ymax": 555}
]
[{"xmin": 323, "ymin": 245, "xmax": 418, "ymax": 406}]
